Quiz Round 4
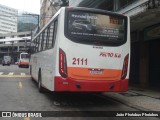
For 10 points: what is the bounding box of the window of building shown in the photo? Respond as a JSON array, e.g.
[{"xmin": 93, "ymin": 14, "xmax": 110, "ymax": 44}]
[
  {"xmin": 19, "ymin": 35, "xmax": 25, "ymax": 37},
  {"xmin": 0, "ymin": 37, "xmax": 4, "ymax": 39}
]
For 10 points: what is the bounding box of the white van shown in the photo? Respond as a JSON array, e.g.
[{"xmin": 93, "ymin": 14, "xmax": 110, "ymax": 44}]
[{"xmin": 2, "ymin": 56, "xmax": 11, "ymax": 66}]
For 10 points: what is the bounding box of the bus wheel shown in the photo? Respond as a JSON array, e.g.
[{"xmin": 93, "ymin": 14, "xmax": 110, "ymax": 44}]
[
  {"xmin": 30, "ymin": 66, "xmax": 34, "ymax": 81},
  {"xmin": 30, "ymin": 66, "xmax": 32, "ymax": 75},
  {"xmin": 38, "ymin": 71, "xmax": 44, "ymax": 93}
]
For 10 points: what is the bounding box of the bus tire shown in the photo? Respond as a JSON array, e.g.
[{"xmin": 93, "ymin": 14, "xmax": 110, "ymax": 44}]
[
  {"xmin": 30, "ymin": 66, "xmax": 34, "ymax": 81},
  {"xmin": 30, "ymin": 66, "xmax": 32, "ymax": 75},
  {"xmin": 38, "ymin": 70, "xmax": 44, "ymax": 93}
]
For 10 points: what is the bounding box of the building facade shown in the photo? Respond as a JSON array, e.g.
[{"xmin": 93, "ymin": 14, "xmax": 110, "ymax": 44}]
[
  {"xmin": 40, "ymin": 0, "xmax": 60, "ymax": 29},
  {"xmin": 0, "ymin": 4, "xmax": 18, "ymax": 34},
  {"xmin": 116, "ymin": 0, "xmax": 160, "ymax": 88},
  {"xmin": 40, "ymin": 0, "xmax": 69, "ymax": 28},
  {"xmin": 40, "ymin": 0, "xmax": 160, "ymax": 88},
  {"xmin": 0, "ymin": 31, "xmax": 31, "ymax": 63}
]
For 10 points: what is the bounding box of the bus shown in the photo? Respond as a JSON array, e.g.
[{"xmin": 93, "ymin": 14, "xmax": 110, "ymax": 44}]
[
  {"xmin": 30, "ymin": 7, "xmax": 130, "ymax": 93},
  {"xmin": 18, "ymin": 52, "xmax": 29, "ymax": 68}
]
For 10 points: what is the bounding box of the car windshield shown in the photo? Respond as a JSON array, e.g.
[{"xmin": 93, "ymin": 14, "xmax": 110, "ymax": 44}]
[{"xmin": 4, "ymin": 56, "xmax": 11, "ymax": 60}]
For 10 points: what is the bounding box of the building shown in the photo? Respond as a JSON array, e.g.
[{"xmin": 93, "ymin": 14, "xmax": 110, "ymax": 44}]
[
  {"xmin": 0, "ymin": 4, "xmax": 18, "ymax": 34},
  {"xmin": 40, "ymin": 0, "xmax": 160, "ymax": 88},
  {"xmin": 116, "ymin": 0, "xmax": 160, "ymax": 88},
  {"xmin": 0, "ymin": 31, "xmax": 31, "ymax": 63},
  {"xmin": 40, "ymin": 0, "xmax": 60, "ymax": 29},
  {"xmin": 40, "ymin": 0, "xmax": 69, "ymax": 28}
]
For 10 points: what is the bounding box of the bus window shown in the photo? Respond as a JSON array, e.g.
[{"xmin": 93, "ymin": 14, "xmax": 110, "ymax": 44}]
[
  {"xmin": 21, "ymin": 54, "xmax": 29, "ymax": 59},
  {"xmin": 66, "ymin": 11, "xmax": 127, "ymax": 46}
]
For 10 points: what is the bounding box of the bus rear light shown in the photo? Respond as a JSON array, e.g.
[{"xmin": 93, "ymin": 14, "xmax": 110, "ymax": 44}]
[
  {"xmin": 121, "ymin": 54, "xmax": 129, "ymax": 80},
  {"xmin": 59, "ymin": 48, "xmax": 68, "ymax": 78}
]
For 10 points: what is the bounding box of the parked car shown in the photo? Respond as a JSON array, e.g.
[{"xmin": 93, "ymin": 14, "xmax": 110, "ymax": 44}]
[{"xmin": 2, "ymin": 56, "xmax": 11, "ymax": 66}]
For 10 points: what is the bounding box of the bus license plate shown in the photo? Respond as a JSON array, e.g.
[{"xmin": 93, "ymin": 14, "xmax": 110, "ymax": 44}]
[{"xmin": 89, "ymin": 69, "xmax": 103, "ymax": 74}]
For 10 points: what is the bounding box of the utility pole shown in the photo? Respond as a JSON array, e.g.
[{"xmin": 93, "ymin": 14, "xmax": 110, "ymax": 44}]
[{"xmin": 11, "ymin": 41, "xmax": 14, "ymax": 64}]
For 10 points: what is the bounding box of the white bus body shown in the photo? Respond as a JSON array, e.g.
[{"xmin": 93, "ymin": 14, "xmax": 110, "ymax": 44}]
[{"xmin": 30, "ymin": 7, "xmax": 130, "ymax": 92}]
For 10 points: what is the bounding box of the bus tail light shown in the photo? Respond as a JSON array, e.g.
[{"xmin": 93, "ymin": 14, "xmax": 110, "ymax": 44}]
[
  {"xmin": 59, "ymin": 48, "xmax": 68, "ymax": 78},
  {"xmin": 121, "ymin": 54, "xmax": 129, "ymax": 80}
]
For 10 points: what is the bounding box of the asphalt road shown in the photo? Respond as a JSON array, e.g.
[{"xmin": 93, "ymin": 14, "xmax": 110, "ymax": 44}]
[{"xmin": 0, "ymin": 65, "xmax": 159, "ymax": 120}]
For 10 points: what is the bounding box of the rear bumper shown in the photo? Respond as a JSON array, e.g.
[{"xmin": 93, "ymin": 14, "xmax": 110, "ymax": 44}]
[
  {"xmin": 19, "ymin": 62, "xmax": 29, "ymax": 66},
  {"xmin": 2, "ymin": 61, "xmax": 10, "ymax": 64},
  {"xmin": 2, "ymin": 62, "xmax": 10, "ymax": 65},
  {"xmin": 54, "ymin": 77, "xmax": 128, "ymax": 92}
]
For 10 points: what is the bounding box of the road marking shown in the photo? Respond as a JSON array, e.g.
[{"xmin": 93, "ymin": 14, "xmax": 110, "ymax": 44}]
[
  {"xmin": 0, "ymin": 75, "xmax": 31, "ymax": 78},
  {"xmin": 8, "ymin": 72, "xmax": 14, "ymax": 75},
  {"xmin": 18, "ymin": 82, "xmax": 23, "ymax": 88},
  {"xmin": 21, "ymin": 73, "xmax": 26, "ymax": 76},
  {"xmin": 0, "ymin": 72, "xmax": 3, "ymax": 75},
  {"xmin": 24, "ymin": 117, "xmax": 30, "ymax": 120}
]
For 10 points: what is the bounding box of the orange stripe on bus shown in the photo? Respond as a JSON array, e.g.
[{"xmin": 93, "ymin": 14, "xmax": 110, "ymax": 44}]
[{"xmin": 68, "ymin": 67, "xmax": 122, "ymax": 80}]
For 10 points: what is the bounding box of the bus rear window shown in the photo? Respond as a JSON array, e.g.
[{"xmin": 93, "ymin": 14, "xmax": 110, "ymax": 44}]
[
  {"xmin": 21, "ymin": 54, "xmax": 29, "ymax": 59},
  {"xmin": 66, "ymin": 11, "xmax": 127, "ymax": 46}
]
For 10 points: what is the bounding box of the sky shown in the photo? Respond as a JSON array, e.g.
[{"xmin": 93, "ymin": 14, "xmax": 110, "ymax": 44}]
[{"xmin": 0, "ymin": 0, "xmax": 40, "ymax": 14}]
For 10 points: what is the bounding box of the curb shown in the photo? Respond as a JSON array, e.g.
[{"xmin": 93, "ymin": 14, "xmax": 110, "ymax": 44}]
[{"xmin": 101, "ymin": 93, "xmax": 150, "ymax": 111}]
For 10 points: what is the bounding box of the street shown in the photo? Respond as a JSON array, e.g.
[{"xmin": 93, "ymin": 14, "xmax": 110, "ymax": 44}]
[{"xmin": 0, "ymin": 65, "xmax": 159, "ymax": 120}]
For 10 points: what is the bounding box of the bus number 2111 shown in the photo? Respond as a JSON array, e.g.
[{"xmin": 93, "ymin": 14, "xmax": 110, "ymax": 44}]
[{"xmin": 72, "ymin": 58, "xmax": 88, "ymax": 65}]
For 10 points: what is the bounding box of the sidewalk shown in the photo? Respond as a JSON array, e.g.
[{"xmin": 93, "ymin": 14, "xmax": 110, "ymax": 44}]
[{"xmin": 103, "ymin": 86, "xmax": 160, "ymax": 111}]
